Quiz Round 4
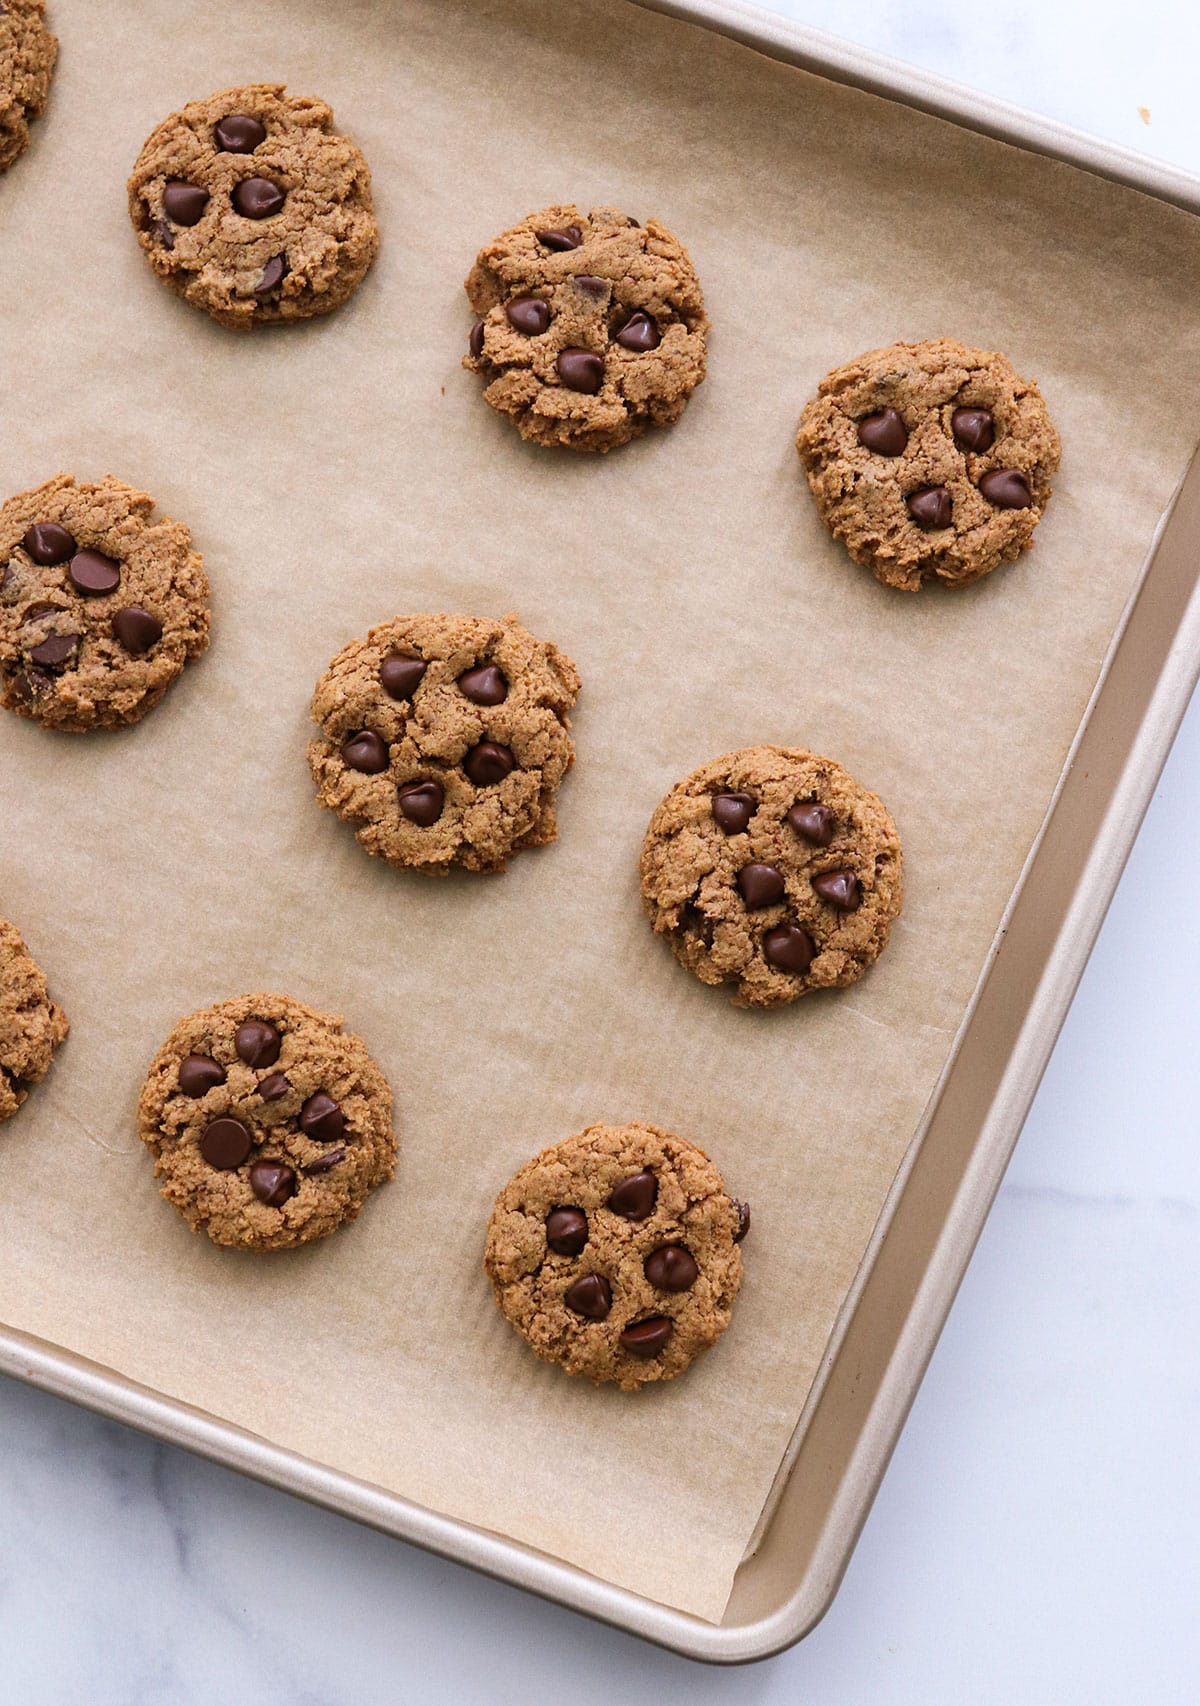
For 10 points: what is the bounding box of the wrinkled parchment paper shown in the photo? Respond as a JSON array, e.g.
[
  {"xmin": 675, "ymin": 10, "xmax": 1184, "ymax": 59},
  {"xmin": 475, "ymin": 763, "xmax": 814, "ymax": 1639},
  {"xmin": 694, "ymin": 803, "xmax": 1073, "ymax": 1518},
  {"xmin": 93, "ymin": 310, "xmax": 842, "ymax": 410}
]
[{"xmin": 2, "ymin": 0, "xmax": 1200, "ymax": 1624}]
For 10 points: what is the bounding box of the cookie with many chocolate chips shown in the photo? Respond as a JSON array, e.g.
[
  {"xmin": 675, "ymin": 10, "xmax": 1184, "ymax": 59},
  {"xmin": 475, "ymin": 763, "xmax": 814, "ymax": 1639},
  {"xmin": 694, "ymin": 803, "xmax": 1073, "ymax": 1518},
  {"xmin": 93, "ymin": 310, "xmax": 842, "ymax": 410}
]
[
  {"xmin": 0, "ymin": 474, "xmax": 210, "ymax": 732},
  {"xmin": 640, "ymin": 746, "xmax": 902, "ymax": 1009},
  {"xmin": 0, "ymin": 0, "xmax": 56, "ymax": 173},
  {"xmin": 0, "ymin": 917, "xmax": 68, "ymax": 1123},
  {"xmin": 127, "ymin": 83, "xmax": 379, "ymax": 328},
  {"xmin": 138, "ymin": 993, "xmax": 396, "ymax": 1250},
  {"xmin": 463, "ymin": 204, "xmax": 708, "ymax": 452},
  {"xmin": 485, "ymin": 1121, "xmax": 745, "ymax": 1390},
  {"xmin": 308, "ymin": 612, "xmax": 580, "ymax": 874},
  {"xmin": 796, "ymin": 338, "xmax": 1061, "ymax": 591}
]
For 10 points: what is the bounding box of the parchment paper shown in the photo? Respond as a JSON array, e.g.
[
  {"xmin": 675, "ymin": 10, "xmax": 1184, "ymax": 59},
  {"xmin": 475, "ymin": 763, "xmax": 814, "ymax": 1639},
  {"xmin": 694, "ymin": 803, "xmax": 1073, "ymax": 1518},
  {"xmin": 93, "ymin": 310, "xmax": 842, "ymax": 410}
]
[{"xmin": 2, "ymin": 0, "xmax": 1199, "ymax": 1625}]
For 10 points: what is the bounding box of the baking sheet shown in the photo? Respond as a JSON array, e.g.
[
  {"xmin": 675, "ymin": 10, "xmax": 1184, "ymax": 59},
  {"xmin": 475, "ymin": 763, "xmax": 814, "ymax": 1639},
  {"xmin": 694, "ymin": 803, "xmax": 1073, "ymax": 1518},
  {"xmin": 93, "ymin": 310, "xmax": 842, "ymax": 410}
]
[{"xmin": 2, "ymin": 0, "xmax": 1199, "ymax": 1626}]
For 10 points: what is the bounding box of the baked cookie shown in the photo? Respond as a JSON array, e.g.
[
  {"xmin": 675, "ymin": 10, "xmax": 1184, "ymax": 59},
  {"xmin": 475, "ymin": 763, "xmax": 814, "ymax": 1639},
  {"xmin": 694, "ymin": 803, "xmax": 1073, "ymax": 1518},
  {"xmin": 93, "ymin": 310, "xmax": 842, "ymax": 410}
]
[
  {"xmin": 308, "ymin": 611, "xmax": 580, "ymax": 875},
  {"xmin": 796, "ymin": 338, "xmax": 1061, "ymax": 591},
  {"xmin": 137, "ymin": 993, "xmax": 396, "ymax": 1251},
  {"xmin": 484, "ymin": 1121, "xmax": 747, "ymax": 1390},
  {"xmin": 0, "ymin": 917, "xmax": 68, "ymax": 1123},
  {"xmin": 463, "ymin": 204, "xmax": 708, "ymax": 452},
  {"xmin": 640, "ymin": 746, "xmax": 902, "ymax": 1010},
  {"xmin": 0, "ymin": 474, "xmax": 210, "ymax": 732},
  {"xmin": 0, "ymin": 0, "xmax": 56, "ymax": 173},
  {"xmin": 127, "ymin": 83, "xmax": 379, "ymax": 329}
]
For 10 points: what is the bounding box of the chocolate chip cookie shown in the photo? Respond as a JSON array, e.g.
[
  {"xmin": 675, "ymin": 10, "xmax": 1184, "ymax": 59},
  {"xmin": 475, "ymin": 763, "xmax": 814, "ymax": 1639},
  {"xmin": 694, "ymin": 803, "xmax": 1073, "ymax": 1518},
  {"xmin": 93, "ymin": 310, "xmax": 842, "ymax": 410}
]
[
  {"xmin": 0, "ymin": 0, "xmax": 56, "ymax": 173},
  {"xmin": 0, "ymin": 917, "xmax": 67, "ymax": 1123},
  {"xmin": 485, "ymin": 1122, "xmax": 747, "ymax": 1390},
  {"xmin": 463, "ymin": 204, "xmax": 708, "ymax": 452},
  {"xmin": 0, "ymin": 474, "xmax": 210, "ymax": 732},
  {"xmin": 138, "ymin": 993, "xmax": 396, "ymax": 1251},
  {"xmin": 797, "ymin": 338, "xmax": 1061, "ymax": 591},
  {"xmin": 640, "ymin": 746, "xmax": 903, "ymax": 1009},
  {"xmin": 127, "ymin": 83, "xmax": 379, "ymax": 328},
  {"xmin": 308, "ymin": 612, "xmax": 580, "ymax": 875}
]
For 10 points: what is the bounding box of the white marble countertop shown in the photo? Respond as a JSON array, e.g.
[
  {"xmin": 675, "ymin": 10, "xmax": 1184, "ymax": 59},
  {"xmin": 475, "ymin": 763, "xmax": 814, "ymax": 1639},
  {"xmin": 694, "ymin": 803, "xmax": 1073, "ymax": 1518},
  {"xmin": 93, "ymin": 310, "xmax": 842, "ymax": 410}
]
[{"xmin": 4, "ymin": 4, "xmax": 1198, "ymax": 1701}]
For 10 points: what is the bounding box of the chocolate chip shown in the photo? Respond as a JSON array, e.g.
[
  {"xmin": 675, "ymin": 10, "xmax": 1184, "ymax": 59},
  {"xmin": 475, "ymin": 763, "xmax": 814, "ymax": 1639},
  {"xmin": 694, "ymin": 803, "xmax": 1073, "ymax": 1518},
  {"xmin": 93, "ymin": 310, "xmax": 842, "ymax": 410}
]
[
  {"xmin": 22, "ymin": 522, "xmax": 75, "ymax": 565},
  {"xmin": 234, "ymin": 1020, "xmax": 281, "ymax": 1069},
  {"xmin": 28, "ymin": 633, "xmax": 78, "ymax": 669},
  {"xmin": 812, "ymin": 869, "xmax": 862, "ymax": 910},
  {"xmin": 68, "ymin": 550, "xmax": 121, "ymax": 597},
  {"xmin": 341, "ymin": 730, "xmax": 389, "ymax": 774},
  {"xmin": 556, "ymin": 349, "xmax": 605, "ymax": 394},
  {"xmin": 255, "ymin": 254, "xmax": 287, "ymax": 298},
  {"xmin": 464, "ymin": 740, "xmax": 515, "ymax": 786},
  {"xmin": 574, "ymin": 274, "xmax": 608, "ymax": 297},
  {"xmin": 620, "ymin": 1316, "xmax": 673, "ymax": 1358},
  {"xmin": 951, "ymin": 406, "xmax": 995, "ymax": 453},
  {"xmin": 763, "ymin": 923, "xmax": 815, "ymax": 974},
  {"xmin": 712, "ymin": 791, "xmax": 754, "ymax": 834},
  {"xmin": 155, "ymin": 219, "xmax": 175, "ymax": 251},
  {"xmin": 162, "ymin": 181, "xmax": 209, "ymax": 225},
  {"xmin": 979, "ymin": 468, "xmax": 1033, "ymax": 509},
  {"xmin": 469, "ymin": 318, "xmax": 485, "ymax": 359},
  {"xmin": 505, "ymin": 297, "xmax": 551, "ymax": 335},
  {"xmin": 606, "ymin": 1169, "xmax": 657, "ymax": 1220},
  {"xmin": 906, "ymin": 486, "xmax": 953, "ymax": 529},
  {"xmin": 398, "ymin": 780, "xmax": 444, "ymax": 825},
  {"xmin": 300, "ymin": 1092, "xmax": 345, "ymax": 1143},
  {"xmin": 232, "ymin": 177, "xmax": 285, "ymax": 219},
  {"xmin": 457, "ymin": 664, "xmax": 507, "ymax": 705},
  {"xmin": 177, "ymin": 1054, "xmax": 226, "ymax": 1097},
  {"xmin": 112, "ymin": 606, "xmax": 162, "ymax": 655},
  {"xmin": 857, "ymin": 408, "xmax": 907, "ymax": 456},
  {"xmin": 12, "ymin": 668, "xmax": 52, "ymax": 701},
  {"xmin": 381, "ymin": 654, "xmax": 426, "ymax": 700},
  {"xmin": 22, "ymin": 602, "xmax": 62, "ymax": 622},
  {"xmin": 546, "ymin": 1208, "xmax": 588, "ymax": 1257},
  {"xmin": 249, "ymin": 1160, "xmax": 297, "ymax": 1207},
  {"xmin": 644, "ymin": 1244, "xmax": 698, "ymax": 1292},
  {"xmin": 258, "ymin": 1071, "xmax": 291, "ymax": 1102},
  {"xmin": 305, "ymin": 1147, "xmax": 345, "ymax": 1174},
  {"xmin": 732, "ymin": 1199, "xmax": 751, "ymax": 1242},
  {"xmin": 536, "ymin": 225, "xmax": 582, "ymax": 250},
  {"xmin": 564, "ymin": 1274, "xmax": 611, "ymax": 1320},
  {"xmin": 788, "ymin": 801, "xmax": 835, "ymax": 846},
  {"xmin": 200, "ymin": 1117, "xmax": 251, "ymax": 1169},
  {"xmin": 737, "ymin": 863, "xmax": 786, "ymax": 909},
  {"xmin": 214, "ymin": 113, "xmax": 266, "ymax": 153},
  {"xmin": 615, "ymin": 311, "xmax": 661, "ymax": 352}
]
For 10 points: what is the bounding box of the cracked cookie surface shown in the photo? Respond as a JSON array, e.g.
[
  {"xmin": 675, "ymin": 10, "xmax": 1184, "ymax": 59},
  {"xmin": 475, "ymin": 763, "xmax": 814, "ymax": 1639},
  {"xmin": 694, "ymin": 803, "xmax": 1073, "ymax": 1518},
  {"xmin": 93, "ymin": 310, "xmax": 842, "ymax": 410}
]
[
  {"xmin": 463, "ymin": 204, "xmax": 708, "ymax": 452},
  {"xmin": 0, "ymin": 474, "xmax": 210, "ymax": 732},
  {"xmin": 0, "ymin": 0, "xmax": 56, "ymax": 174},
  {"xmin": 308, "ymin": 611, "xmax": 580, "ymax": 875},
  {"xmin": 138, "ymin": 993, "xmax": 396, "ymax": 1251},
  {"xmin": 640, "ymin": 745, "xmax": 903, "ymax": 1010},
  {"xmin": 0, "ymin": 917, "xmax": 68, "ymax": 1124},
  {"xmin": 484, "ymin": 1121, "xmax": 746, "ymax": 1390},
  {"xmin": 127, "ymin": 82, "xmax": 379, "ymax": 328},
  {"xmin": 796, "ymin": 338, "xmax": 1061, "ymax": 591}
]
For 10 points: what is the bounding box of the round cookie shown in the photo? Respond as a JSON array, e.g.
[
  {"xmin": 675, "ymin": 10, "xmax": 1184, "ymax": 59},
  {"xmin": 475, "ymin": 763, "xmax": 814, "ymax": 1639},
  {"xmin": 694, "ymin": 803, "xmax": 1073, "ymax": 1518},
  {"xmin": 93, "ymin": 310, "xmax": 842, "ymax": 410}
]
[
  {"xmin": 127, "ymin": 83, "xmax": 379, "ymax": 329},
  {"xmin": 796, "ymin": 338, "xmax": 1061, "ymax": 591},
  {"xmin": 0, "ymin": 917, "xmax": 68, "ymax": 1123},
  {"xmin": 308, "ymin": 611, "xmax": 580, "ymax": 875},
  {"xmin": 463, "ymin": 204, "xmax": 708, "ymax": 452},
  {"xmin": 0, "ymin": 0, "xmax": 56, "ymax": 174},
  {"xmin": 640, "ymin": 745, "xmax": 902, "ymax": 1010},
  {"xmin": 484, "ymin": 1121, "xmax": 747, "ymax": 1390},
  {"xmin": 0, "ymin": 474, "xmax": 210, "ymax": 732},
  {"xmin": 137, "ymin": 993, "xmax": 396, "ymax": 1251}
]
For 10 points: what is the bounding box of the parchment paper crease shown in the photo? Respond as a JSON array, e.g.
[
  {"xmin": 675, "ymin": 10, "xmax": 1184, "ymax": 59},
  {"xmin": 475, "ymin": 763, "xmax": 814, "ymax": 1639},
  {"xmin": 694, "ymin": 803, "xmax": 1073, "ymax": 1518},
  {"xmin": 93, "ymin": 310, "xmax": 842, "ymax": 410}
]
[{"xmin": 2, "ymin": 0, "xmax": 1199, "ymax": 1624}]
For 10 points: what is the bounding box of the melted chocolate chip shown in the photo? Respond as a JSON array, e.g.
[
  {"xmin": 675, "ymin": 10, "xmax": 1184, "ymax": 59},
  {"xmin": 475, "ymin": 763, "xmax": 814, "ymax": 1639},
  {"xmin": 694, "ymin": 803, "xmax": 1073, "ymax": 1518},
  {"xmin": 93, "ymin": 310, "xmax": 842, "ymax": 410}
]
[
  {"xmin": 606, "ymin": 1170, "xmax": 657, "ymax": 1220},
  {"xmin": 712, "ymin": 791, "xmax": 754, "ymax": 834},
  {"xmin": 258, "ymin": 1072, "xmax": 291, "ymax": 1102},
  {"xmin": 177, "ymin": 1054, "xmax": 226, "ymax": 1097},
  {"xmin": 300, "ymin": 1092, "xmax": 345, "ymax": 1143},
  {"xmin": 536, "ymin": 225, "xmax": 582, "ymax": 250},
  {"xmin": 398, "ymin": 780, "xmax": 444, "ymax": 825},
  {"xmin": 620, "ymin": 1316, "xmax": 673, "ymax": 1358},
  {"xmin": 22, "ymin": 522, "xmax": 75, "ymax": 565},
  {"xmin": 812, "ymin": 869, "xmax": 862, "ymax": 911},
  {"xmin": 643, "ymin": 1244, "xmax": 698, "ymax": 1292},
  {"xmin": 214, "ymin": 113, "xmax": 266, "ymax": 153},
  {"xmin": 762, "ymin": 923, "xmax": 816, "ymax": 974},
  {"xmin": 857, "ymin": 408, "xmax": 908, "ymax": 456},
  {"xmin": 788, "ymin": 801, "xmax": 835, "ymax": 846},
  {"xmin": 906, "ymin": 486, "xmax": 953, "ymax": 529},
  {"xmin": 162, "ymin": 181, "xmax": 209, "ymax": 225},
  {"xmin": 506, "ymin": 297, "xmax": 551, "ymax": 335},
  {"xmin": 28, "ymin": 633, "xmax": 79, "ymax": 669},
  {"xmin": 255, "ymin": 254, "xmax": 287, "ymax": 298},
  {"xmin": 737, "ymin": 863, "xmax": 786, "ymax": 909},
  {"xmin": 381, "ymin": 654, "xmax": 426, "ymax": 700},
  {"xmin": 68, "ymin": 551, "xmax": 121, "ymax": 597},
  {"xmin": 469, "ymin": 318, "xmax": 485, "ymax": 359},
  {"xmin": 457, "ymin": 664, "xmax": 508, "ymax": 705},
  {"xmin": 615, "ymin": 312, "xmax": 661, "ymax": 352},
  {"xmin": 305, "ymin": 1147, "xmax": 346, "ymax": 1174},
  {"xmin": 232, "ymin": 177, "xmax": 285, "ymax": 219},
  {"xmin": 341, "ymin": 730, "xmax": 389, "ymax": 774},
  {"xmin": 112, "ymin": 607, "xmax": 162, "ymax": 655},
  {"xmin": 951, "ymin": 406, "xmax": 995, "ymax": 453},
  {"xmin": 200, "ymin": 1117, "xmax": 251, "ymax": 1169},
  {"xmin": 234, "ymin": 1020, "xmax": 281, "ymax": 1069},
  {"xmin": 564, "ymin": 1273, "xmax": 611, "ymax": 1320},
  {"xmin": 249, "ymin": 1159, "xmax": 297, "ymax": 1206},
  {"xmin": 546, "ymin": 1207, "xmax": 588, "ymax": 1257},
  {"xmin": 979, "ymin": 468, "xmax": 1033, "ymax": 509},
  {"xmin": 556, "ymin": 349, "xmax": 604, "ymax": 393},
  {"xmin": 464, "ymin": 741, "xmax": 515, "ymax": 786}
]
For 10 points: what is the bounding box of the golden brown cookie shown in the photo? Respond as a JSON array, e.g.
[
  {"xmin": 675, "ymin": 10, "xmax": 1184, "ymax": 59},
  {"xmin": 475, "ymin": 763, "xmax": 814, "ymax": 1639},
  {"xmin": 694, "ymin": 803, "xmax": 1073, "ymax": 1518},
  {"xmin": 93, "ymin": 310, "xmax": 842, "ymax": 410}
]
[
  {"xmin": 0, "ymin": 474, "xmax": 210, "ymax": 732},
  {"xmin": 127, "ymin": 83, "xmax": 379, "ymax": 328},
  {"xmin": 484, "ymin": 1122, "xmax": 747, "ymax": 1390},
  {"xmin": 463, "ymin": 204, "xmax": 708, "ymax": 452},
  {"xmin": 308, "ymin": 611, "xmax": 580, "ymax": 875},
  {"xmin": 796, "ymin": 338, "xmax": 1061, "ymax": 591},
  {"xmin": 0, "ymin": 916, "xmax": 67, "ymax": 1123},
  {"xmin": 0, "ymin": 0, "xmax": 56, "ymax": 174},
  {"xmin": 137, "ymin": 993, "xmax": 396, "ymax": 1251},
  {"xmin": 640, "ymin": 745, "xmax": 902, "ymax": 1009}
]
